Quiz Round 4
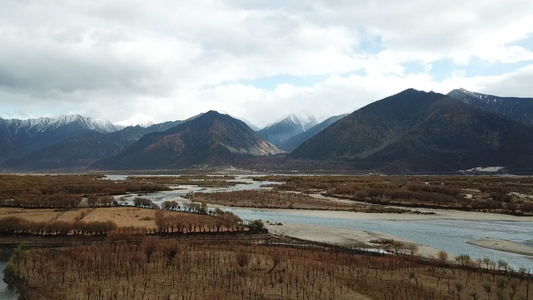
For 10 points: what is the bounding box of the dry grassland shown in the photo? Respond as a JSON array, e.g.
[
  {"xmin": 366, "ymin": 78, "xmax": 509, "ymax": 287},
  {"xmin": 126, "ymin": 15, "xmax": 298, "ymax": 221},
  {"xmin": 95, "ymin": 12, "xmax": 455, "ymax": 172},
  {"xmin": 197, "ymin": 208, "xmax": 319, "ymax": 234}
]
[{"xmin": 0, "ymin": 207, "xmax": 158, "ymax": 229}]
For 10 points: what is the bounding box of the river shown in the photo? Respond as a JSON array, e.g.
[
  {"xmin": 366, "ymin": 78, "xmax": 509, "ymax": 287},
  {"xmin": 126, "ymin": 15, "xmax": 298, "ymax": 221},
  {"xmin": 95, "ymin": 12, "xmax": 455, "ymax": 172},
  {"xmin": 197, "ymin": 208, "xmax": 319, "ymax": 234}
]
[
  {"xmin": 110, "ymin": 175, "xmax": 533, "ymax": 271},
  {"xmin": 226, "ymin": 208, "xmax": 533, "ymax": 270}
]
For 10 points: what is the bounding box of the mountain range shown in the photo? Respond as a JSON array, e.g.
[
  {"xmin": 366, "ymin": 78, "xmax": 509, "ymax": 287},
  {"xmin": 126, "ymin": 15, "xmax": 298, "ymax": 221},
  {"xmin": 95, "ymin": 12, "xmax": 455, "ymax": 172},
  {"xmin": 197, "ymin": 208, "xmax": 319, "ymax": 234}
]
[
  {"xmin": 2, "ymin": 88, "xmax": 533, "ymax": 173},
  {"xmin": 0, "ymin": 114, "xmax": 118, "ymax": 153},
  {"xmin": 0, "ymin": 116, "xmax": 185, "ymax": 169}
]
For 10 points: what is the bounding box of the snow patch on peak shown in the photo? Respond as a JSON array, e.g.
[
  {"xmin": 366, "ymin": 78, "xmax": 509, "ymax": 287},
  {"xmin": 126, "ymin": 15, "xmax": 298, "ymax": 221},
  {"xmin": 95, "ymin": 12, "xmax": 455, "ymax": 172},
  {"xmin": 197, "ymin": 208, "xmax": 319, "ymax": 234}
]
[
  {"xmin": 55, "ymin": 114, "xmax": 118, "ymax": 132},
  {"xmin": 1, "ymin": 114, "xmax": 118, "ymax": 133},
  {"xmin": 115, "ymin": 113, "xmax": 155, "ymax": 128},
  {"xmin": 448, "ymin": 88, "xmax": 498, "ymax": 105},
  {"xmin": 287, "ymin": 111, "xmax": 318, "ymax": 131},
  {"xmin": 268, "ymin": 110, "xmax": 318, "ymax": 131}
]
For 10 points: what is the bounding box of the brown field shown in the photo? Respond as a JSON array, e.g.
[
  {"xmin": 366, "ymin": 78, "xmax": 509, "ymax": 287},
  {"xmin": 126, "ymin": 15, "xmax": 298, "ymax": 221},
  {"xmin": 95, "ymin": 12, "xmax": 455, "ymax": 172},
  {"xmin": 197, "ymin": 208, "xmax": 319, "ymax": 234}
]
[
  {"xmin": 2, "ymin": 174, "xmax": 533, "ymax": 299},
  {"xmin": 0, "ymin": 207, "xmax": 159, "ymax": 229},
  {"xmin": 125, "ymin": 174, "xmax": 239, "ymax": 187},
  {"xmin": 5, "ymin": 236, "xmax": 532, "ymax": 300},
  {"xmin": 0, "ymin": 206, "xmax": 245, "ymax": 237}
]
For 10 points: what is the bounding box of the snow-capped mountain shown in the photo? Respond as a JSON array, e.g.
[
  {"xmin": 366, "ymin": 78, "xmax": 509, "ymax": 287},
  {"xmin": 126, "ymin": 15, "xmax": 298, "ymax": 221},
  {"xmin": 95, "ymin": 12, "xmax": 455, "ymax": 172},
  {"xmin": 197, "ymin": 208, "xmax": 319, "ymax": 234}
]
[
  {"xmin": 278, "ymin": 113, "xmax": 348, "ymax": 151},
  {"xmin": 0, "ymin": 114, "xmax": 120, "ymax": 152},
  {"xmin": 267, "ymin": 111, "xmax": 318, "ymax": 131},
  {"xmin": 0, "ymin": 114, "xmax": 118, "ymax": 135},
  {"xmin": 115, "ymin": 113, "xmax": 155, "ymax": 128},
  {"xmin": 257, "ymin": 111, "xmax": 318, "ymax": 150},
  {"xmin": 447, "ymin": 88, "xmax": 533, "ymax": 126}
]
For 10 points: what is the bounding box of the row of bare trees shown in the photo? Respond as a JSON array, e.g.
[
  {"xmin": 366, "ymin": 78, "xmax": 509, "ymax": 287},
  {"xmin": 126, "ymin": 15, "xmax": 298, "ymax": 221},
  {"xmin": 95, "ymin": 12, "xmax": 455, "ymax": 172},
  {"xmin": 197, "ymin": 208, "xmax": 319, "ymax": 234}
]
[
  {"xmin": 0, "ymin": 216, "xmax": 117, "ymax": 235},
  {"xmin": 2, "ymin": 192, "xmax": 83, "ymax": 208},
  {"xmin": 0, "ymin": 207, "xmax": 257, "ymax": 237},
  {"xmin": 154, "ymin": 210, "xmax": 245, "ymax": 234},
  {"xmin": 186, "ymin": 190, "xmax": 359, "ymax": 210}
]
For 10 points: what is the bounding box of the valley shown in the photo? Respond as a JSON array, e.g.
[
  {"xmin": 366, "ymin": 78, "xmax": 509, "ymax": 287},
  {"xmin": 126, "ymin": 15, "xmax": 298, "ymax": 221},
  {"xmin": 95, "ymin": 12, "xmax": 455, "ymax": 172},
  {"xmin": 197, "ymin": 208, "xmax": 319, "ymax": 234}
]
[
  {"xmin": 3, "ymin": 1, "xmax": 533, "ymax": 298},
  {"xmin": 2, "ymin": 88, "xmax": 533, "ymax": 299},
  {"xmin": 1, "ymin": 173, "xmax": 533, "ymax": 299}
]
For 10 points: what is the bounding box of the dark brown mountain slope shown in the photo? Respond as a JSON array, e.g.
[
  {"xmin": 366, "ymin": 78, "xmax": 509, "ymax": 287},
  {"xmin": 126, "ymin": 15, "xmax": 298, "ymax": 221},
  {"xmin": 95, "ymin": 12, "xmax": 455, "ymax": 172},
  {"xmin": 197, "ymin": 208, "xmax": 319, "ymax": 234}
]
[
  {"xmin": 92, "ymin": 111, "xmax": 281, "ymax": 170},
  {"xmin": 290, "ymin": 89, "xmax": 533, "ymax": 173}
]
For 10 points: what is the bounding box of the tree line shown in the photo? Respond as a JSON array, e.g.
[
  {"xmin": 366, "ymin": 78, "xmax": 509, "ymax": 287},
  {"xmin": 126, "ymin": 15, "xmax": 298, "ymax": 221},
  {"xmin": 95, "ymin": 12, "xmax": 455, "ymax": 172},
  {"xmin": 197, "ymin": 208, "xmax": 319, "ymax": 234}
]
[
  {"xmin": 0, "ymin": 207, "xmax": 259, "ymax": 237},
  {"xmin": 0, "ymin": 216, "xmax": 117, "ymax": 235}
]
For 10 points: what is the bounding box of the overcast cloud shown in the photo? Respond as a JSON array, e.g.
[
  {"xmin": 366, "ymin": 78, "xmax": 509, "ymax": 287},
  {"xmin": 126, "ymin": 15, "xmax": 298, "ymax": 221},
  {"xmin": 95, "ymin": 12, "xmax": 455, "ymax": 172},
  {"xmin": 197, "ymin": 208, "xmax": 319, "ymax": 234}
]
[{"xmin": 1, "ymin": 0, "xmax": 532, "ymax": 127}]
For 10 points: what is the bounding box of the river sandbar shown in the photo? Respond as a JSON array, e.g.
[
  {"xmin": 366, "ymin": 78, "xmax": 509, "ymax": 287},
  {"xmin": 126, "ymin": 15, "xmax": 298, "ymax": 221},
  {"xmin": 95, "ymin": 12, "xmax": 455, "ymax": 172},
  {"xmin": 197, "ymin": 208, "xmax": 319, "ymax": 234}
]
[
  {"xmin": 468, "ymin": 237, "xmax": 533, "ymax": 256},
  {"xmin": 264, "ymin": 221, "xmax": 448, "ymax": 260}
]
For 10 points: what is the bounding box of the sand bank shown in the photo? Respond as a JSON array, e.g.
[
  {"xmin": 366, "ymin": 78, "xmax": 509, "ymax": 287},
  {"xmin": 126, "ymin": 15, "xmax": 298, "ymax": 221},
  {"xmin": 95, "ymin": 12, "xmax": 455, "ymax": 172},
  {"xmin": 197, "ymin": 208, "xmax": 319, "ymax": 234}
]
[
  {"xmin": 468, "ymin": 238, "xmax": 533, "ymax": 256},
  {"xmin": 263, "ymin": 207, "xmax": 533, "ymax": 222},
  {"xmin": 265, "ymin": 221, "xmax": 448, "ymax": 260}
]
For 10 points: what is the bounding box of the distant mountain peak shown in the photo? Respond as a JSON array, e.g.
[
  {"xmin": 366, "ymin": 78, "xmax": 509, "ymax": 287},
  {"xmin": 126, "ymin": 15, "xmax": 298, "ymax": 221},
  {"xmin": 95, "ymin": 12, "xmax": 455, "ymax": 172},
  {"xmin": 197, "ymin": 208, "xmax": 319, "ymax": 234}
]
[
  {"xmin": 115, "ymin": 113, "xmax": 155, "ymax": 128},
  {"xmin": 269, "ymin": 110, "xmax": 318, "ymax": 129},
  {"xmin": 447, "ymin": 88, "xmax": 533, "ymax": 126},
  {"xmin": 257, "ymin": 111, "xmax": 319, "ymax": 150},
  {"xmin": 448, "ymin": 88, "xmax": 484, "ymax": 99}
]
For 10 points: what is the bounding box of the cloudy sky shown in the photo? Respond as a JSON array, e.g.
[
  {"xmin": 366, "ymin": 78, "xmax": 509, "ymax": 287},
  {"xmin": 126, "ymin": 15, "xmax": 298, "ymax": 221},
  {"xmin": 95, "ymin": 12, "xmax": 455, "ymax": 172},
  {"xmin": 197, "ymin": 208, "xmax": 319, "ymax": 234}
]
[{"xmin": 1, "ymin": 0, "xmax": 533, "ymax": 127}]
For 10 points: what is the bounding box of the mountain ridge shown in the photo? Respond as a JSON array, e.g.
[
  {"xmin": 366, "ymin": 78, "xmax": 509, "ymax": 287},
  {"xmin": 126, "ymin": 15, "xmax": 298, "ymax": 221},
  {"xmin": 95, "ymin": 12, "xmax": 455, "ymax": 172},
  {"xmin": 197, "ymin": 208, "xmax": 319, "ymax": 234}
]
[
  {"xmin": 0, "ymin": 114, "xmax": 120, "ymax": 153},
  {"xmin": 290, "ymin": 89, "xmax": 533, "ymax": 173},
  {"xmin": 447, "ymin": 88, "xmax": 533, "ymax": 126},
  {"xmin": 3, "ymin": 88, "xmax": 533, "ymax": 173},
  {"xmin": 1, "ymin": 120, "xmax": 188, "ymax": 170},
  {"xmin": 91, "ymin": 110, "xmax": 281, "ymax": 170}
]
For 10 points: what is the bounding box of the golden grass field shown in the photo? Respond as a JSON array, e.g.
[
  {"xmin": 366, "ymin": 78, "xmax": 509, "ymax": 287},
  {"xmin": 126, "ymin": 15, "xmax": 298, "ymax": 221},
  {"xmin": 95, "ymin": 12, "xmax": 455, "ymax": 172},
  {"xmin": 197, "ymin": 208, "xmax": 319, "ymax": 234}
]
[{"xmin": 0, "ymin": 206, "xmax": 158, "ymax": 229}]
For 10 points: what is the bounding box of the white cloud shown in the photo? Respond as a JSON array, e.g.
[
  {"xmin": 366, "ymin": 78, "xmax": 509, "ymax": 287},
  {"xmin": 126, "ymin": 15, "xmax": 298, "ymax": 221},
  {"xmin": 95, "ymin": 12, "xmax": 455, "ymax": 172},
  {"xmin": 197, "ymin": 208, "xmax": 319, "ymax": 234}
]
[
  {"xmin": 441, "ymin": 64, "xmax": 533, "ymax": 97},
  {"xmin": 0, "ymin": 0, "xmax": 532, "ymax": 127}
]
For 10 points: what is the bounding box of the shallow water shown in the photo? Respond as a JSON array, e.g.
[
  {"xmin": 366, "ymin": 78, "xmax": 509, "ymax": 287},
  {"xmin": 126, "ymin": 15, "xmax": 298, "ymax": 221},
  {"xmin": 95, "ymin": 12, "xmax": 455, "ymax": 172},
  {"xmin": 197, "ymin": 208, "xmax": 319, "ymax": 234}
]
[
  {"xmin": 115, "ymin": 180, "xmax": 279, "ymax": 206},
  {"xmin": 0, "ymin": 259, "xmax": 19, "ymax": 300}
]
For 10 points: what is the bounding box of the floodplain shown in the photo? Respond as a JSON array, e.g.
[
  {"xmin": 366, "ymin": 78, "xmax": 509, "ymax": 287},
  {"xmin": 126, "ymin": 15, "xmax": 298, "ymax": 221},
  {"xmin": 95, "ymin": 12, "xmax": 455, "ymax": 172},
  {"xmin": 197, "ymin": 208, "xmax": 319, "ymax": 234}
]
[{"xmin": 1, "ymin": 173, "xmax": 532, "ymax": 299}]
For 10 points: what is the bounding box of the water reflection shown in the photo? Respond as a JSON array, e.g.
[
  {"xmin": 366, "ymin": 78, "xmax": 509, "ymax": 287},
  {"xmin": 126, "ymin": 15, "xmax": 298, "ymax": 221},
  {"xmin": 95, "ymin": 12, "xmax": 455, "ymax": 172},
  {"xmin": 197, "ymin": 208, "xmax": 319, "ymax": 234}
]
[{"xmin": 0, "ymin": 248, "xmax": 19, "ymax": 300}]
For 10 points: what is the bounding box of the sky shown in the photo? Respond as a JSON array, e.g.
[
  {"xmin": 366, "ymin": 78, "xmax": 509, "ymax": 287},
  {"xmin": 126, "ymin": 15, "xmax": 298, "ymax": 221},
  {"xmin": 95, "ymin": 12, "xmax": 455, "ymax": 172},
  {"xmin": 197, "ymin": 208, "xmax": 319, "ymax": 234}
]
[{"xmin": 1, "ymin": 0, "xmax": 533, "ymax": 128}]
